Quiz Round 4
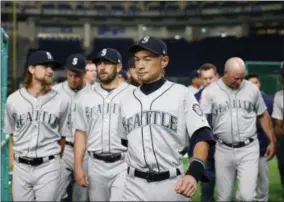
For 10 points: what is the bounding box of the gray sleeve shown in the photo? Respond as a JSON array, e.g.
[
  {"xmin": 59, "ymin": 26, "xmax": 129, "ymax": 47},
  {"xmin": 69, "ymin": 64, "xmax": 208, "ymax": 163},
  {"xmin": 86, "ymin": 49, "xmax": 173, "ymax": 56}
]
[
  {"xmin": 117, "ymin": 103, "xmax": 127, "ymax": 139},
  {"xmin": 185, "ymin": 90, "xmax": 210, "ymax": 138},
  {"xmin": 4, "ymin": 98, "xmax": 15, "ymax": 134},
  {"xmin": 255, "ymin": 90, "xmax": 267, "ymax": 116},
  {"xmin": 272, "ymin": 92, "xmax": 283, "ymax": 120},
  {"xmin": 73, "ymin": 100, "xmax": 88, "ymax": 132},
  {"xmin": 58, "ymin": 98, "xmax": 71, "ymax": 137},
  {"xmin": 199, "ymin": 88, "xmax": 212, "ymax": 114}
]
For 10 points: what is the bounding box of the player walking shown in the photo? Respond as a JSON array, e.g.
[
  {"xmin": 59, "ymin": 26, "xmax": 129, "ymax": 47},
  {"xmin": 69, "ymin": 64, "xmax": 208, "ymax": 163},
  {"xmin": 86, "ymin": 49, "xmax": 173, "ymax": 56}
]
[
  {"xmin": 118, "ymin": 36, "xmax": 215, "ymax": 201},
  {"xmin": 272, "ymin": 62, "xmax": 284, "ymax": 200},
  {"xmin": 74, "ymin": 48, "xmax": 135, "ymax": 201},
  {"xmin": 188, "ymin": 63, "xmax": 219, "ymax": 202},
  {"xmin": 54, "ymin": 54, "xmax": 91, "ymax": 201},
  {"xmin": 200, "ymin": 57, "xmax": 276, "ymax": 201},
  {"xmin": 243, "ymin": 74, "xmax": 274, "ymax": 201},
  {"xmin": 4, "ymin": 50, "xmax": 70, "ymax": 201}
]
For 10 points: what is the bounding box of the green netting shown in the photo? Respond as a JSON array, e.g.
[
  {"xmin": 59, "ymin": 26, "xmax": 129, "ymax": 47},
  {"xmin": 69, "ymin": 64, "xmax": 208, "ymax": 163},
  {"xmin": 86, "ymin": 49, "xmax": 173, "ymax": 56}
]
[
  {"xmin": 245, "ymin": 61, "xmax": 283, "ymax": 95},
  {"xmin": 1, "ymin": 28, "xmax": 11, "ymax": 201}
]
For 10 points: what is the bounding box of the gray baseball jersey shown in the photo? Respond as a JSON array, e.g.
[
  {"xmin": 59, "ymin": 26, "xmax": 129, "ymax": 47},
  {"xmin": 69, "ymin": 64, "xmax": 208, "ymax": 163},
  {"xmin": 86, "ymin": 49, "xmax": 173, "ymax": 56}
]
[
  {"xmin": 118, "ymin": 80, "xmax": 210, "ymax": 172},
  {"xmin": 53, "ymin": 81, "xmax": 92, "ymax": 143},
  {"xmin": 74, "ymin": 82, "xmax": 135, "ymax": 153},
  {"xmin": 4, "ymin": 88, "xmax": 70, "ymax": 158},
  {"xmin": 200, "ymin": 78, "xmax": 267, "ymax": 143},
  {"xmin": 272, "ymin": 90, "xmax": 283, "ymax": 121}
]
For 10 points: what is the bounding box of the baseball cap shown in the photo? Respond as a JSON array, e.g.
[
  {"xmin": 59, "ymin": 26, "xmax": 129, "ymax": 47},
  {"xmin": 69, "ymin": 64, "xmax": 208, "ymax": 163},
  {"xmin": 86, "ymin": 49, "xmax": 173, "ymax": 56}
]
[
  {"xmin": 92, "ymin": 48, "xmax": 122, "ymax": 65},
  {"xmin": 129, "ymin": 36, "xmax": 167, "ymax": 56},
  {"xmin": 27, "ymin": 50, "xmax": 61, "ymax": 68},
  {"xmin": 190, "ymin": 70, "xmax": 200, "ymax": 79},
  {"xmin": 127, "ymin": 57, "xmax": 135, "ymax": 69},
  {"xmin": 65, "ymin": 54, "xmax": 87, "ymax": 73}
]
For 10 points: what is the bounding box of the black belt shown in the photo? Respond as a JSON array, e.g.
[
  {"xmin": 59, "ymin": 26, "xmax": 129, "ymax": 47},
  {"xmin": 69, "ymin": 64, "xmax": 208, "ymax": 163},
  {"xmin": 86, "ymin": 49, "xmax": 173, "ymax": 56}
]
[
  {"xmin": 88, "ymin": 152, "xmax": 122, "ymax": 163},
  {"xmin": 65, "ymin": 141, "xmax": 74, "ymax": 147},
  {"xmin": 128, "ymin": 167, "xmax": 181, "ymax": 182},
  {"xmin": 218, "ymin": 137, "xmax": 255, "ymax": 148},
  {"xmin": 15, "ymin": 155, "xmax": 55, "ymax": 166}
]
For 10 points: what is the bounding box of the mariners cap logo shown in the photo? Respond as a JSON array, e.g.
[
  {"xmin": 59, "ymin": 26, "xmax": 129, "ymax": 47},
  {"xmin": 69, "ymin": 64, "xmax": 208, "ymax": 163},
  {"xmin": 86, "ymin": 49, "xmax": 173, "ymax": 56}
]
[
  {"xmin": 118, "ymin": 59, "xmax": 121, "ymax": 63},
  {"xmin": 72, "ymin": 57, "xmax": 78, "ymax": 65},
  {"xmin": 46, "ymin": 51, "xmax": 53, "ymax": 60},
  {"xmin": 101, "ymin": 49, "xmax": 107, "ymax": 56},
  {"xmin": 141, "ymin": 36, "xmax": 150, "ymax": 44}
]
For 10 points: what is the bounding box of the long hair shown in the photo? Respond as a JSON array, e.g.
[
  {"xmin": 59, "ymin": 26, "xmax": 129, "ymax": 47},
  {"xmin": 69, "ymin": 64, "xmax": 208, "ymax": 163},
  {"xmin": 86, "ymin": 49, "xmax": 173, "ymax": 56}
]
[
  {"xmin": 22, "ymin": 66, "xmax": 52, "ymax": 93},
  {"xmin": 22, "ymin": 71, "xmax": 33, "ymax": 89}
]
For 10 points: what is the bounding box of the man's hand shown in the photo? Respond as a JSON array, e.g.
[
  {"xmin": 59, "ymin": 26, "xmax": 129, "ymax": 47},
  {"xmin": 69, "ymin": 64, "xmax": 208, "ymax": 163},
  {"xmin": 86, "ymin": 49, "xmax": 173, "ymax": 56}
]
[
  {"xmin": 175, "ymin": 175, "xmax": 197, "ymax": 198},
  {"xmin": 74, "ymin": 166, "xmax": 88, "ymax": 187},
  {"xmin": 265, "ymin": 142, "xmax": 276, "ymax": 161}
]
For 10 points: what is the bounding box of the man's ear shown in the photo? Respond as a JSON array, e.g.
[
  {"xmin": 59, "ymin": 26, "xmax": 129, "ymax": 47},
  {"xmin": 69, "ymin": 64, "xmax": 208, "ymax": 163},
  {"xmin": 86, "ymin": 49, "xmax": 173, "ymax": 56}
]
[
  {"xmin": 117, "ymin": 63, "xmax": 122, "ymax": 73},
  {"xmin": 161, "ymin": 56, "xmax": 169, "ymax": 69},
  {"xmin": 28, "ymin": 65, "xmax": 35, "ymax": 75}
]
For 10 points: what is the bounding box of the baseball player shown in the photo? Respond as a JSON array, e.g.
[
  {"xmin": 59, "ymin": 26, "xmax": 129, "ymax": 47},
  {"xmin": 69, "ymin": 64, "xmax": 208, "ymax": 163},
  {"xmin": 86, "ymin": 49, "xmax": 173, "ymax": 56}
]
[
  {"xmin": 272, "ymin": 61, "xmax": 284, "ymax": 199},
  {"xmin": 188, "ymin": 70, "xmax": 202, "ymax": 94},
  {"xmin": 125, "ymin": 57, "xmax": 141, "ymax": 86},
  {"xmin": 4, "ymin": 50, "xmax": 70, "ymax": 201},
  {"xmin": 53, "ymin": 54, "xmax": 92, "ymax": 201},
  {"xmin": 188, "ymin": 63, "xmax": 219, "ymax": 202},
  {"xmin": 118, "ymin": 36, "xmax": 215, "ymax": 201},
  {"xmin": 73, "ymin": 48, "xmax": 135, "ymax": 201},
  {"xmin": 200, "ymin": 57, "xmax": 276, "ymax": 201},
  {"xmin": 85, "ymin": 60, "xmax": 97, "ymax": 86},
  {"xmin": 242, "ymin": 74, "xmax": 274, "ymax": 201}
]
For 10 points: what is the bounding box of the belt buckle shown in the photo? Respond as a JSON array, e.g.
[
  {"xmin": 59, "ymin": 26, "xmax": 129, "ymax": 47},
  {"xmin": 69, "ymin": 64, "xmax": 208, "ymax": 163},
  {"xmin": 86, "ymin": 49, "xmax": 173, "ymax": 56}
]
[
  {"xmin": 232, "ymin": 143, "xmax": 238, "ymax": 148},
  {"xmin": 244, "ymin": 139, "xmax": 250, "ymax": 145},
  {"xmin": 103, "ymin": 154, "xmax": 114, "ymax": 163},
  {"xmin": 146, "ymin": 170, "xmax": 157, "ymax": 182}
]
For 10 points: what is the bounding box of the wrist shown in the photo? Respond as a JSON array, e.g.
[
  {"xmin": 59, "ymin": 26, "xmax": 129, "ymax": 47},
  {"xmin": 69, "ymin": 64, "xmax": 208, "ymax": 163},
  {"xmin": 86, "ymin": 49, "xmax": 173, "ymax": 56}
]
[
  {"xmin": 186, "ymin": 158, "xmax": 206, "ymax": 182},
  {"xmin": 269, "ymin": 137, "xmax": 276, "ymax": 144}
]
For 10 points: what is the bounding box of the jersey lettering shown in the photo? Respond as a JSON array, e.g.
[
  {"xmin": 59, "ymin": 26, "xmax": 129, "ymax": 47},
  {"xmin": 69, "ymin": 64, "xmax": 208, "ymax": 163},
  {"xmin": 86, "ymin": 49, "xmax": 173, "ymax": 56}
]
[
  {"xmin": 212, "ymin": 99, "xmax": 254, "ymax": 115},
  {"xmin": 85, "ymin": 103, "xmax": 119, "ymax": 120},
  {"xmin": 13, "ymin": 110, "xmax": 59, "ymax": 129},
  {"xmin": 122, "ymin": 110, "xmax": 178, "ymax": 134}
]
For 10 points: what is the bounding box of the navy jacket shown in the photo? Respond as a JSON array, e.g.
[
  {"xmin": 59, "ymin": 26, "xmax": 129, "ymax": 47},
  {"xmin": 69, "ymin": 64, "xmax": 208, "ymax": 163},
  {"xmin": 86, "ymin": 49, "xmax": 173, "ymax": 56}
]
[{"xmin": 258, "ymin": 92, "xmax": 274, "ymax": 156}]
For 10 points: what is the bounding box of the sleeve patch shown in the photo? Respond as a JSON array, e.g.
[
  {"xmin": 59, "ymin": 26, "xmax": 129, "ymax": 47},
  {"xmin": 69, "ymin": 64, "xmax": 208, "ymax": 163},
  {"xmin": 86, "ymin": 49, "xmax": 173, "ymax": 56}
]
[{"xmin": 192, "ymin": 103, "xmax": 203, "ymax": 116}]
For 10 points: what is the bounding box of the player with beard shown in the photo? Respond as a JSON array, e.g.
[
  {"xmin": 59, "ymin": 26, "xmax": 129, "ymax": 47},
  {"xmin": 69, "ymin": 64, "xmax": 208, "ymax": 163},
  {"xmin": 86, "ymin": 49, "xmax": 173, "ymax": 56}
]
[
  {"xmin": 4, "ymin": 50, "xmax": 70, "ymax": 201},
  {"xmin": 54, "ymin": 54, "xmax": 92, "ymax": 202},
  {"xmin": 74, "ymin": 48, "xmax": 135, "ymax": 201}
]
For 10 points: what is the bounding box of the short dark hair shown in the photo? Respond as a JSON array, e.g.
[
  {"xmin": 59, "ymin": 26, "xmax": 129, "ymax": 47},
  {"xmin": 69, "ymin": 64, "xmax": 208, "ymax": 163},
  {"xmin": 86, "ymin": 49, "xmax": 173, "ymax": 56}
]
[
  {"xmin": 245, "ymin": 74, "xmax": 260, "ymax": 80},
  {"xmin": 199, "ymin": 63, "xmax": 217, "ymax": 74}
]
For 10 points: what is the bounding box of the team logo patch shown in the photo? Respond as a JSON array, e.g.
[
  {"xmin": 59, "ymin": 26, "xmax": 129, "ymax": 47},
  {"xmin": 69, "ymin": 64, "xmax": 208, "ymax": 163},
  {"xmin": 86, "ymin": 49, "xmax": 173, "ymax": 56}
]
[{"xmin": 192, "ymin": 103, "xmax": 203, "ymax": 116}]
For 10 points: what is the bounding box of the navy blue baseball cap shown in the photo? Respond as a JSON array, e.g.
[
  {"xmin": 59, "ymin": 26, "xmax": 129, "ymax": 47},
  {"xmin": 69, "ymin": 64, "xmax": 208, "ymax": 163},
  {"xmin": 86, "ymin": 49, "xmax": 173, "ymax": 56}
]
[
  {"xmin": 129, "ymin": 36, "xmax": 167, "ymax": 55},
  {"xmin": 27, "ymin": 50, "xmax": 61, "ymax": 68},
  {"xmin": 190, "ymin": 70, "xmax": 200, "ymax": 79},
  {"xmin": 65, "ymin": 54, "xmax": 87, "ymax": 73},
  {"xmin": 92, "ymin": 48, "xmax": 122, "ymax": 65}
]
